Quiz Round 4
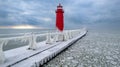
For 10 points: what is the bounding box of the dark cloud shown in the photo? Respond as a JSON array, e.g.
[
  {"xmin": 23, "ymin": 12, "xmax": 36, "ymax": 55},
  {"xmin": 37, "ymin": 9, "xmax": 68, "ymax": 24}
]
[{"xmin": 0, "ymin": 0, "xmax": 120, "ymax": 29}]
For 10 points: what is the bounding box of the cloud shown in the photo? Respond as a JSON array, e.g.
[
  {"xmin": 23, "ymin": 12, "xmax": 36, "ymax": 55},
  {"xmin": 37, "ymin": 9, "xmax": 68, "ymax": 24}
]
[{"xmin": 0, "ymin": 0, "xmax": 120, "ymax": 29}]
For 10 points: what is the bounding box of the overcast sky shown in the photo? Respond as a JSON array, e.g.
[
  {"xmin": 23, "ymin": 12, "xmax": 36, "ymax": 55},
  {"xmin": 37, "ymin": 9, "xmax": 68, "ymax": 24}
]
[{"xmin": 0, "ymin": 0, "xmax": 120, "ymax": 29}]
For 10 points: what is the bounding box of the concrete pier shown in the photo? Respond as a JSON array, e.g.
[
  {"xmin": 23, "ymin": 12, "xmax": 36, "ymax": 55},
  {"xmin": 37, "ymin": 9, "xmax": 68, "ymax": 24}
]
[{"xmin": 0, "ymin": 29, "xmax": 87, "ymax": 67}]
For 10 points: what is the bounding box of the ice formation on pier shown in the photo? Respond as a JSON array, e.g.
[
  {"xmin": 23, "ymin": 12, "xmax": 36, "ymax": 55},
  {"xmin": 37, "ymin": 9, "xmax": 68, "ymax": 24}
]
[{"xmin": 0, "ymin": 29, "xmax": 85, "ymax": 66}]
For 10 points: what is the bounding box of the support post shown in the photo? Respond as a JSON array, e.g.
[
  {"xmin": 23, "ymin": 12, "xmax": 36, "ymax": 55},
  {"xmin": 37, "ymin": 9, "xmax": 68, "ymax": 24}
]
[
  {"xmin": 28, "ymin": 33, "xmax": 37, "ymax": 50},
  {"xmin": 0, "ymin": 40, "xmax": 5, "ymax": 64},
  {"xmin": 63, "ymin": 31, "xmax": 69, "ymax": 41},
  {"xmin": 57, "ymin": 32, "xmax": 64, "ymax": 41},
  {"xmin": 53, "ymin": 32, "xmax": 58, "ymax": 42},
  {"xmin": 68, "ymin": 31, "xmax": 72, "ymax": 39},
  {"xmin": 46, "ymin": 33, "xmax": 52, "ymax": 44}
]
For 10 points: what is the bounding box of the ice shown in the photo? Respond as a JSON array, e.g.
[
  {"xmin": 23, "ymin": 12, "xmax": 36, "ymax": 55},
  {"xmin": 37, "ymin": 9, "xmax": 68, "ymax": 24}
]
[
  {"xmin": 43, "ymin": 30, "xmax": 120, "ymax": 67},
  {"xmin": 106, "ymin": 56, "xmax": 113, "ymax": 60},
  {"xmin": 0, "ymin": 29, "xmax": 86, "ymax": 67},
  {"xmin": 67, "ymin": 57, "xmax": 73, "ymax": 60},
  {"xmin": 110, "ymin": 61, "xmax": 117, "ymax": 65}
]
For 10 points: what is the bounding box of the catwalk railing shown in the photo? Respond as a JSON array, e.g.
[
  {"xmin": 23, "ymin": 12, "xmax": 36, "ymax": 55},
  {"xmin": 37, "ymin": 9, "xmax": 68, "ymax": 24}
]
[{"xmin": 0, "ymin": 28, "xmax": 86, "ymax": 64}]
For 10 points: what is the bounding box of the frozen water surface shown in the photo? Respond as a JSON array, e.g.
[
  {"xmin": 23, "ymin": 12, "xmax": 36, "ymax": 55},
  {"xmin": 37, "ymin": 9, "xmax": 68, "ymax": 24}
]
[{"xmin": 43, "ymin": 30, "xmax": 120, "ymax": 67}]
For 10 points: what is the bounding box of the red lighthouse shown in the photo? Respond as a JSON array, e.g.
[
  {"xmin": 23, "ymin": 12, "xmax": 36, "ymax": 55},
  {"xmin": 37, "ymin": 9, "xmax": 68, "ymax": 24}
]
[{"xmin": 56, "ymin": 3, "xmax": 64, "ymax": 32}]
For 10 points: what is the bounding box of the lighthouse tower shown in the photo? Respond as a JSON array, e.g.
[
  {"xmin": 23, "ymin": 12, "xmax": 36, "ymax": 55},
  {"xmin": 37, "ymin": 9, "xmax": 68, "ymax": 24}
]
[
  {"xmin": 55, "ymin": 4, "xmax": 65, "ymax": 41},
  {"xmin": 56, "ymin": 3, "xmax": 64, "ymax": 32},
  {"xmin": 46, "ymin": 4, "xmax": 64, "ymax": 43}
]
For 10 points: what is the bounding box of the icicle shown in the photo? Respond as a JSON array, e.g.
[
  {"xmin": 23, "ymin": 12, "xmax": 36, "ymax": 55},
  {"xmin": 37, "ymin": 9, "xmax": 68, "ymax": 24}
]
[
  {"xmin": 4, "ymin": 40, "xmax": 8, "ymax": 46},
  {"xmin": 64, "ymin": 31, "xmax": 67, "ymax": 40},
  {"xmin": 52, "ymin": 32, "xmax": 57, "ymax": 42},
  {"xmin": 0, "ymin": 39, "xmax": 5, "ymax": 64},
  {"xmin": 28, "ymin": 33, "xmax": 37, "ymax": 50},
  {"xmin": 68, "ymin": 31, "xmax": 72, "ymax": 39},
  {"xmin": 57, "ymin": 32, "xmax": 64, "ymax": 41},
  {"xmin": 64, "ymin": 31, "xmax": 69, "ymax": 41},
  {"xmin": 20, "ymin": 33, "xmax": 29, "ymax": 43},
  {"xmin": 46, "ymin": 33, "xmax": 52, "ymax": 44}
]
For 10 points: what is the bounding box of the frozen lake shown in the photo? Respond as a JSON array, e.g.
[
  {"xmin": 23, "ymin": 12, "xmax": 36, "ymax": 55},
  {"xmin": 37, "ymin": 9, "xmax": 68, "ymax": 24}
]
[{"xmin": 43, "ymin": 29, "xmax": 120, "ymax": 67}]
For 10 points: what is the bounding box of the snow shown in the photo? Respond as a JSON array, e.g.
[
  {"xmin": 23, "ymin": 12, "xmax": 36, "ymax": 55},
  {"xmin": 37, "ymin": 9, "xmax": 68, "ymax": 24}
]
[
  {"xmin": 1, "ymin": 41, "xmax": 60, "ymax": 67},
  {"xmin": 0, "ymin": 29, "xmax": 87, "ymax": 67}
]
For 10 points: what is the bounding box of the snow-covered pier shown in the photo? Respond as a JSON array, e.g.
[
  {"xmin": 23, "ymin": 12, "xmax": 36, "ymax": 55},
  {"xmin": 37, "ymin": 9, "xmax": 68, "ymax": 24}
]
[{"xmin": 0, "ymin": 28, "xmax": 87, "ymax": 67}]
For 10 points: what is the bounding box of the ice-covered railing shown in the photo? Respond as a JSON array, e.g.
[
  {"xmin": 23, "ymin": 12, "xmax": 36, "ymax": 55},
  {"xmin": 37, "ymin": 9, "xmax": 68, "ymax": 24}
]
[
  {"xmin": 0, "ymin": 28, "xmax": 85, "ymax": 64},
  {"xmin": 46, "ymin": 29, "xmax": 84, "ymax": 44},
  {"xmin": 0, "ymin": 33, "xmax": 46, "ymax": 64}
]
